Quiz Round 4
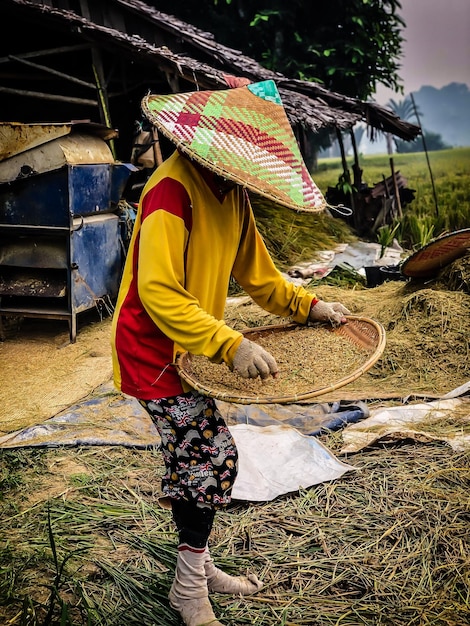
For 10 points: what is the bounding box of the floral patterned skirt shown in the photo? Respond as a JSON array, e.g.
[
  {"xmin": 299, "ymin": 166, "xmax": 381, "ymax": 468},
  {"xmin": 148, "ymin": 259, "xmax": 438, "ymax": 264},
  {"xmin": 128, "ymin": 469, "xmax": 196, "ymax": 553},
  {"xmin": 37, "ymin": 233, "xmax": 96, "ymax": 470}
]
[{"xmin": 140, "ymin": 391, "xmax": 238, "ymax": 507}]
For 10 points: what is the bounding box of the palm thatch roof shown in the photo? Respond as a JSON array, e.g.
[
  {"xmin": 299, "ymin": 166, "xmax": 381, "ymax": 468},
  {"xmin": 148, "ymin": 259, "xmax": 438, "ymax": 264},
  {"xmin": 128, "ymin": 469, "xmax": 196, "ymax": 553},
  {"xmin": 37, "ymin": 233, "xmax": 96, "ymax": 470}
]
[{"xmin": 1, "ymin": 0, "xmax": 419, "ymax": 162}]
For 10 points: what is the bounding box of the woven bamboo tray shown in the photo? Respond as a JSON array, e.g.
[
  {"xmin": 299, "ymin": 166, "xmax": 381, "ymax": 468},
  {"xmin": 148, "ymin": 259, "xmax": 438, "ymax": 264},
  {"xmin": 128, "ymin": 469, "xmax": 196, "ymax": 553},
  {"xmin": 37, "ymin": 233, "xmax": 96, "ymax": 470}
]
[
  {"xmin": 401, "ymin": 228, "xmax": 470, "ymax": 278},
  {"xmin": 176, "ymin": 316, "xmax": 386, "ymax": 404}
]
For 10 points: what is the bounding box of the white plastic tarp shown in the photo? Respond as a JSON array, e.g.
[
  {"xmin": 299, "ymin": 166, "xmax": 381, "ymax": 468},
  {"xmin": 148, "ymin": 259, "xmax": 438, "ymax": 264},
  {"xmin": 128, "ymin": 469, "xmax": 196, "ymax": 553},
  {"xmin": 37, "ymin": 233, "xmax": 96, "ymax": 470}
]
[
  {"xmin": 230, "ymin": 423, "xmax": 355, "ymax": 501},
  {"xmin": 340, "ymin": 397, "xmax": 470, "ymax": 454}
]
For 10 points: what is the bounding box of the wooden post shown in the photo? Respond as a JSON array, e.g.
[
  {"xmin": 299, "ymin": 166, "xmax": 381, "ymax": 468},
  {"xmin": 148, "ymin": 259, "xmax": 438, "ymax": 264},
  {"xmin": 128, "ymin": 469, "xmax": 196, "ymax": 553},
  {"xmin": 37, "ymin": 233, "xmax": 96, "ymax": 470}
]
[
  {"xmin": 336, "ymin": 128, "xmax": 356, "ymax": 227},
  {"xmin": 336, "ymin": 128, "xmax": 348, "ymax": 178},
  {"xmin": 350, "ymin": 128, "xmax": 363, "ymax": 191},
  {"xmin": 91, "ymin": 50, "xmax": 116, "ymax": 159},
  {"xmin": 389, "ymin": 157, "xmax": 402, "ymax": 218},
  {"xmin": 410, "ymin": 93, "xmax": 439, "ymax": 217},
  {"xmin": 151, "ymin": 128, "xmax": 163, "ymax": 168}
]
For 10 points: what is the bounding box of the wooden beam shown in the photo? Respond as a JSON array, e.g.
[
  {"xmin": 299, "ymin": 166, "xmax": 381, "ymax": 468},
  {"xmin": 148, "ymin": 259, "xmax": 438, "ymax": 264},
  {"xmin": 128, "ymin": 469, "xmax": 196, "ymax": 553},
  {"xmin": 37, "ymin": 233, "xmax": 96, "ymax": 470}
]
[
  {"xmin": 0, "ymin": 44, "xmax": 92, "ymax": 65},
  {"xmin": 8, "ymin": 55, "xmax": 96, "ymax": 90},
  {"xmin": 0, "ymin": 86, "xmax": 97, "ymax": 106},
  {"xmin": 389, "ymin": 157, "xmax": 402, "ymax": 218}
]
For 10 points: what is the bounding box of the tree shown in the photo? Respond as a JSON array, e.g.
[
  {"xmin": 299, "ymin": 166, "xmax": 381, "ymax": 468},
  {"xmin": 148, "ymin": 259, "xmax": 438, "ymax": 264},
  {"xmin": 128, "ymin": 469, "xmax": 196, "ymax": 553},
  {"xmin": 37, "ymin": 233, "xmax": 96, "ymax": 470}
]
[
  {"xmin": 387, "ymin": 96, "xmax": 418, "ymax": 122},
  {"xmin": 395, "ymin": 131, "xmax": 450, "ymax": 153},
  {"xmin": 154, "ymin": 0, "xmax": 406, "ymax": 101},
  {"xmin": 384, "ymin": 95, "xmax": 419, "ymax": 153}
]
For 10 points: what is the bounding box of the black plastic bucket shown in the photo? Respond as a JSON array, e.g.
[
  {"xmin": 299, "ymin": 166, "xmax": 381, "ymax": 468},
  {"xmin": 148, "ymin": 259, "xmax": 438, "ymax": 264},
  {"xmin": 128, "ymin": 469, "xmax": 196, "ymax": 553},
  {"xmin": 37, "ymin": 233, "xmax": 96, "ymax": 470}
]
[{"xmin": 364, "ymin": 264, "xmax": 405, "ymax": 287}]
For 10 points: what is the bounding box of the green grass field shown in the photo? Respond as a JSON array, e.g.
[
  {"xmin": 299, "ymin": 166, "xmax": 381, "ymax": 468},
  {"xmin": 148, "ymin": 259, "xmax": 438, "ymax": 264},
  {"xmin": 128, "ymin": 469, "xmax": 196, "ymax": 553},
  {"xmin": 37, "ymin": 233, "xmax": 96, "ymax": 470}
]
[{"xmin": 313, "ymin": 147, "xmax": 470, "ymax": 247}]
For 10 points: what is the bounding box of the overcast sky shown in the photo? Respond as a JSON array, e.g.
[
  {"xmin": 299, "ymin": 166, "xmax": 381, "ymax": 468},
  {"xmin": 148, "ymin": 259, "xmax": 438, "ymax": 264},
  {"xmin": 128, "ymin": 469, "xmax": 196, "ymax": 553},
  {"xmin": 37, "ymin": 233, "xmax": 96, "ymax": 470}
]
[{"xmin": 375, "ymin": 0, "xmax": 470, "ymax": 103}]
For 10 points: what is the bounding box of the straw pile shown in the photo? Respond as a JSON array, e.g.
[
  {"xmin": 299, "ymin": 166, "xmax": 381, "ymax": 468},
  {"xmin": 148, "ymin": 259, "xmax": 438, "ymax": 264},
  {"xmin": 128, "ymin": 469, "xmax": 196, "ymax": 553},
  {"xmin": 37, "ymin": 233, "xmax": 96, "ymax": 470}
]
[
  {"xmin": 0, "ymin": 315, "xmax": 113, "ymax": 433},
  {"xmin": 225, "ymin": 280, "xmax": 470, "ymax": 399},
  {"xmin": 436, "ymin": 252, "xmax": 470, "ymax": 294}
]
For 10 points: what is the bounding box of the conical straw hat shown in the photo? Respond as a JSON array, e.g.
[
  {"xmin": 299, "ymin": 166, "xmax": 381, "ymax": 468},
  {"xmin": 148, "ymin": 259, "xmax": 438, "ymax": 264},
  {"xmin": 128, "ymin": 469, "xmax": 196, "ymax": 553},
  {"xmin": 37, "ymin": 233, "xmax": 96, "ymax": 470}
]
[{"xmin": 141, "ymin": 80, "xmax": 326, "ymax": 213}]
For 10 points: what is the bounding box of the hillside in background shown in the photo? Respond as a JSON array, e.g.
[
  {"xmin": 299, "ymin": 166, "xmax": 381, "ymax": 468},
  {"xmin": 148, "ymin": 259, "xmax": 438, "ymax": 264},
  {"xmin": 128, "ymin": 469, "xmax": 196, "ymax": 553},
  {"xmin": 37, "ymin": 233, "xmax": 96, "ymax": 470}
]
[
  {"xmin": 347, "ymin": 82, "xmax": 470, "ymax": 155},
  {"xmin": 413, "ymin": 82, "xmax": 470, "ymax": 147}
]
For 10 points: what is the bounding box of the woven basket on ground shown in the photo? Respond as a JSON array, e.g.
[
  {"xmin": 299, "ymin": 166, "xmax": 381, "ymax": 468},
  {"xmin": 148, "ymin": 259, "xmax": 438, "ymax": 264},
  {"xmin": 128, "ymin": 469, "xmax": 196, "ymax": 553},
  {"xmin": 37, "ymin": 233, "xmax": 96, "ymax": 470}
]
[
  {"xmin": 401, "ymin": 228, "xmax": 470, "ymax": 278},
  {"xmin": 176, "ymin": 316, "xmax": 386, "ymax": 405}
]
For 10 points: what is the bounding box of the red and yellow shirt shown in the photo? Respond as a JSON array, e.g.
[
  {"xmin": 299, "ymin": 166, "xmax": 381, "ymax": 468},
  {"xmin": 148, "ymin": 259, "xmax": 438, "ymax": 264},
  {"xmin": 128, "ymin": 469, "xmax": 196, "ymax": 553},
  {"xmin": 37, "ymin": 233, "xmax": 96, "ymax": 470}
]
[{"xmin": 111, "ymin": 150, "xmax": 316, "ymax": 400}]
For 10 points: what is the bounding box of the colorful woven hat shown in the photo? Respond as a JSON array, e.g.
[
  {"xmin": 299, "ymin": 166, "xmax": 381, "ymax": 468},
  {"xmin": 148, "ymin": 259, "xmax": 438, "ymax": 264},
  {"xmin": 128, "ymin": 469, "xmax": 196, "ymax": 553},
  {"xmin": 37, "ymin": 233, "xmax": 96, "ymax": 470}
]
[{"xmin": 141, "ymin": 80, "xmax": 326, "ymax": 212}]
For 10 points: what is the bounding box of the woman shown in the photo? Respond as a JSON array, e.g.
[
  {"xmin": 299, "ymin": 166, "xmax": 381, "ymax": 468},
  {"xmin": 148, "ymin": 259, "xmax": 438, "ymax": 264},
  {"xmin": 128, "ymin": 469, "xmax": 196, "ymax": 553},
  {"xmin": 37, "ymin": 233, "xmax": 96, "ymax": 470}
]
[{"xmin": 111, "ymin": 79, "xmax": 349, "ymax": 626}]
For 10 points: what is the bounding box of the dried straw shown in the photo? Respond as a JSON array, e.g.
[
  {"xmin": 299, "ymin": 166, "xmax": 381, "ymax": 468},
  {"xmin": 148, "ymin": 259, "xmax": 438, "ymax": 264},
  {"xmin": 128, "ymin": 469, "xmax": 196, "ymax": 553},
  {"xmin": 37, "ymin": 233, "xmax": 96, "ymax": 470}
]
[
  {"xmin": 1, "ymin": 272, "xmax": 470, "ymax": 625},
  {"xmin": 1, "ymin": 440, "xmax": 468, "ymax": 626},
  {"xmin": 224, "ymin": 281, "xmax": 470, "ymax": 400}
]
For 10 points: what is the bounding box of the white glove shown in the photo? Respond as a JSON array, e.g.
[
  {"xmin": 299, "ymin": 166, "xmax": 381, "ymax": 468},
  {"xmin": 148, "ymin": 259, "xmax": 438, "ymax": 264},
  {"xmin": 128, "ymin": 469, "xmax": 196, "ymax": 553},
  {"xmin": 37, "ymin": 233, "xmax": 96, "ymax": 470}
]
[
  {"xmin": 232, "ymin": 338, "xmax": 278, "ymax": 380},
  {"xmin": 309, "ymin": 300, "xmax": 350, "ymax": 327}
]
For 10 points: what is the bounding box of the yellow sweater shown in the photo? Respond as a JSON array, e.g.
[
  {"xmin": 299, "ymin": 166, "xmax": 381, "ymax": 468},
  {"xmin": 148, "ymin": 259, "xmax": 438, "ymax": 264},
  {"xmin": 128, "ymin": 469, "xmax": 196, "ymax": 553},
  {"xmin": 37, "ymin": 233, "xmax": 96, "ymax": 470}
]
[{"xmin": 111, "ymin": 151, "xmax": 315, "ymax": 399}]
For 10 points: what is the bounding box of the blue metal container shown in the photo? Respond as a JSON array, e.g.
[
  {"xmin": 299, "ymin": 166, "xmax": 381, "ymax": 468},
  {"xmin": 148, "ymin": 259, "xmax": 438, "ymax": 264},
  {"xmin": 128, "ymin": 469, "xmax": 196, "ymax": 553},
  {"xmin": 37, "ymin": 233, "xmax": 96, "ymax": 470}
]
[
  {"xmin": 0, "ymin": 163, "xmax": 134, "ymax": 227},
  {"xmin": 0, "ymin": 161, "xmax": 135, "ymax": 342}
]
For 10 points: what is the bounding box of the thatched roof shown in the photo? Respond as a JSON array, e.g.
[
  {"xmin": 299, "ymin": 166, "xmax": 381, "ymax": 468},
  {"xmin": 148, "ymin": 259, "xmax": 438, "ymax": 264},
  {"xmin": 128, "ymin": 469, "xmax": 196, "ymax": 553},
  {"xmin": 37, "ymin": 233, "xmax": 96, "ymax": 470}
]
[
  {"xmin": 0, "ymin": 0, "xmax": 420, "ymax": 161},
  {"xmin": 114, "ymin": 0, "xmax": 419, "ymax": 140}
]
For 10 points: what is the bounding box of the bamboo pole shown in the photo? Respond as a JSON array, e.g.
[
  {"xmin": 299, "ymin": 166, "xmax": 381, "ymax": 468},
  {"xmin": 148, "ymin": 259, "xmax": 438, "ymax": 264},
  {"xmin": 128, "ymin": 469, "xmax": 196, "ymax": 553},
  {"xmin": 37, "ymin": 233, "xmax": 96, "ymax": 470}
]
[
  {"xmin": 91, "ymin": 51, "xmax": 116, "ymax": 159},
  {"xmin": 8, "ymin": 55, "xmax": 96, "ymax": 90},
  {"xmin": 389, "ymin": 157, "xmax": 402, "ymax": 218},
  {"xmin": 336, "ymin": 128, "xmax": 356, "ymax": 227},
  {"xmin": 0, "ymin": 86, "xmax": 96, "ymax": 106},
  {"xmin": 410, "ymin": 93, "xmax": 439, "ymax": 217}
]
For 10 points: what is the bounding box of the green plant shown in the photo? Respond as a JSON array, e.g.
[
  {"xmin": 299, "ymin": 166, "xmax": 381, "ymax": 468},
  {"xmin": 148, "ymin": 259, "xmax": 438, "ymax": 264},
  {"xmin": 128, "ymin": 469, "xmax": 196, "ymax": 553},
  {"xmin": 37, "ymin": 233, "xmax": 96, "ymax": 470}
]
[
  {"xmin": 309, "ymin": 263, "xmax": 366, "ymax": 289},
  {"xmin": 376, "ymin": 221, "xmax": 401, "ymax": 258},
  {"xmin": 414, "ymin": 219, "xmax": 435, "ymax": 249},
  {"xmin": 400, "ymin": 214, "xmax": 436, "ymax": 249},
  {"xmin": 336, "ymin": 171, "xmax": 356, "ymax": 196},
  {"xmin": 39, "ymin": 506, "xmax": 88, "ymax": 625}
]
